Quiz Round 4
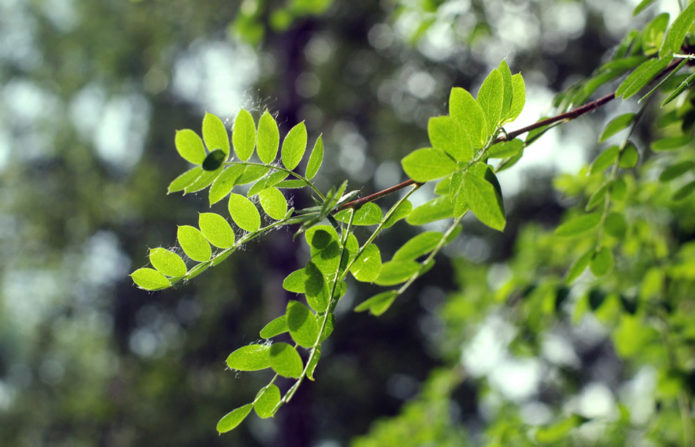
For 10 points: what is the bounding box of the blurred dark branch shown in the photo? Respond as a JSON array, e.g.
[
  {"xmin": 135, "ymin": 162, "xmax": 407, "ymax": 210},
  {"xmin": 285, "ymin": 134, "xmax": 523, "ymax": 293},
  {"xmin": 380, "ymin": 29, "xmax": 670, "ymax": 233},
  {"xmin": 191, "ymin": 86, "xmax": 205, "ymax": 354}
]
[{"xmin": 336, "ymin": 57, "xmax": 685, "ymax": 212}]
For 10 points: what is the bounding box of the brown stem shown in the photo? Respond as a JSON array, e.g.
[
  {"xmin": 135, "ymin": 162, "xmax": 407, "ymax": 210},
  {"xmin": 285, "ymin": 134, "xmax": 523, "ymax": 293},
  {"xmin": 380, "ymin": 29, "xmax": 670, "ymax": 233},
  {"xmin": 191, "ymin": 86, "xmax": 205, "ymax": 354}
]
[{"xmin": 337, "ymin": 57, "xmax": 685, "ymax": 211}]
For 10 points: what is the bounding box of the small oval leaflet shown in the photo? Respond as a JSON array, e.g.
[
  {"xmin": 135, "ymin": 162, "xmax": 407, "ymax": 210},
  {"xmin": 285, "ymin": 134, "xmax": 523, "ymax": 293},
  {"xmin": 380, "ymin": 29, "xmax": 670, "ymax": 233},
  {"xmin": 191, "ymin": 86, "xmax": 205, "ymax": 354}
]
[
  {"xmin": 286, "ymin": 301, "xmax": 319, "ymax": 348},
  {"xmin": 258, "ymin": 187, "xmax": 287, "ymax": 220},
  {"xmin": 233, "ymin": 109, "xmax": 256, "ymax": 161},
  {"xmin": 259, "ymin": 315, "xmax": 288, "ymax": 339},
  {"xmin": 149, "ymin": 248, "xmax": 187, "ymax": 277},
  {"xmin": 401, "ymin": 148, "xmax": 456, "ymax": 182},
  {"xmin": 168, "ymin": 167, "xmax": 203, "ymax": 194},
  {"xmin": 281, "ymin": 121, "xmax": 307, "ymax": 170},
  {"xmin": 198, "ymin": 212, "xmax": 235, "ymax": 249},
  {"xmin": 174, "ymin": 129, "xmax": 206, "ymax": 165},
  {"xmin": 554, "ymin": 212, "xmax": 601, "ymax": 237},
  {"xmin": 227, "ymin": 193, "xmax": 261, "ymax": 232},
  {"xmin": 354, "ymin": 290, "xmax": 398, "ymax": 316},
  {"xmin": 257, "ymin": 110, "xmax": 280, "ymax": 163},
  {"xmin": 226, "ymin": 344, "xmax": 271, "ymax": 371},
  {"xmin": 202, "ymin": 112, "xmax": 230, "ymax": 156},
  {"xmin": 216, "ymin": 404, "xmax": 253, "ymax": 434},
  {"xmin": 375, "ymin": 260, "xmax": 420, "ymax": 286},
  {"xmin": 268, "ymin": 342, "xmax": 303, "ymax": 378},
  {"xmin": 254, "ymin": 385, "xmax": 281, "ymax": 419},
  {"xmin": 177, "ymin": 225, "xmax": 212, "ymax": 262},
  {"xmin": 350, "ymin": 244, "xmax": 382, "ymax": 283},
  {"xmin": 590, "ymin": 247, "xmax": 614, "ymax": 276},
  {"xmin": 305, "ymin": 135, "xmax": 324, "ymax": 180},
  {"xmin": 131, "ymin": 268, "xmax": 171, "ymax": 291},
  {"xmin": 202, "ymin": 149, "xmax": 226, "ymax": 171}
]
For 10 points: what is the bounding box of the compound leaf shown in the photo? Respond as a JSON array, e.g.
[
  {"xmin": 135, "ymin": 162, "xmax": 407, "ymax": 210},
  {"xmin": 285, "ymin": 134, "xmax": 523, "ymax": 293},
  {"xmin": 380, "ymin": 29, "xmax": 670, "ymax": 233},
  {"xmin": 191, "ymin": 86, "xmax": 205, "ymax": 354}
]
[{"xmin": 177, "ymin": 225, "xmax": 212, "ymax": 262}]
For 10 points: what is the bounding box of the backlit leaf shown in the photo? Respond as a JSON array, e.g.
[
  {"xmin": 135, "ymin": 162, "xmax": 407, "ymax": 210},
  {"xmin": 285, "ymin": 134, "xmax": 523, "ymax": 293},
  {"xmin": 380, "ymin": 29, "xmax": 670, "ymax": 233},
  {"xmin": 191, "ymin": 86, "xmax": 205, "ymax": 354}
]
[
  {"xmin": 401, "ymin": 148, "xmax": 456, "ymax": 182},
  {"xmin": 286, "ymin": 301, "xmax": 319, "ymax": 348},
  {"xmin": 336, "ymin": 202, "xmax": 382, "ymax": 225},
  {"xmin": 354, "ymin": 290, "xmax": 398, "ymax": 316},
  {"xmin": 590, "ymin": 247, "xmax": 614, "ymax": 276},
  {"xmin": 633, "ymin": 0, "xmax": 655, "ymax": 15},
  {"xmin": 616, "ymin": 57, "xmax": 672, "ymax": 99},
  {"xmin": 599, "ymin": 113, "xmax": 635, "ymax": 142},
  {"xmin": 487, "ymin": 139, "xmax": 524, "ymax": 159},
  {"xmin": 228, "ymin": 193, "xmax": 261, "ymax": 232},
  {"xmin": 202, "ymin": 112, "xmax": 230, "ymax": 156},
  {"xmin": 305, "ymin": 135, "xmax": 324, "ymax": 180},
  {"xmin": 673, "ymin": 180, "xmax": 695, "ymax": 201},
  {"xmin": 247, "ymin": 171, "xmax": 289, "ymax": 197},
  {"xmin": 508, "ymin": 73, "xmax": 525, "ymax": 121},
  {"xmin": 449, "ymin": 87, "xmax": 487, "ymax": 146},
  {"xmin": 257, "ymin": 110, "xmax": 279, "ymax": 163},
  {"xmin": 384, "ymin": 200, "xmax": 413, "ymax": 228},
  {"xmin": 566, "ymin": 249, "xmax": 594, "ymax": 283},
  {"xmin": 209, "ymin": 165, "xmax": 245, "ymax": 205},
  {"xmin": 216, "ymin": 404, "xmax": 253, "ymax": 434},
  {"xmin": 236, "ymin": 165, "xmax": 270, "ymax": 184},
  {"xmin": 268, "ymin": 342, "xmax": 303, "ymax": 378},
  {"xmin": 659, "ymin": 160, "xmax": 694, "ymax": 182},
  {"xmin": 254, "ymin": 385, "xmax": 281, "ymax": 419},
  {"xmin": 605, "ymin": 212, "xmax": 628, "ymax": 238},
  {"xmin": 651, "ymin": 135, "xmax": 690, "ymax": 151},
  {"xmin": 174, "ymin": 129, "xmax": 206, "ymax": 164},
  {"xmin": 659, "ymin": 1, "xmax": 695, "ymax": 58},
  {"xmin": 498, "ymin": 60, "xmax": 513, "ymax": 120},
  {"xmin": 428, "ymin": 116, "xmax": 473, "ymax": 162},
  {"xmin": 393, "ymin": 231, "xmax": 443, "ymax": 261},
  {"xmin": 183, "ymin": 167, "xmax": 222, "ymax": 194},
  {"xmin": 406, "ymin": 196, "xmax": 454, "ymax": 225},
  {"xmin": 149, "ymin": 248, "xmax": 187, "ymax": 277},
  {"xmin": 350, "ymin": 243, "xmax": 382, "ymax": 282},
  {"xmin": 281, "ymin": 121, "xmax": 307, "ymax": 170},
  {"xmin": 258, "ymin": 187, "xmax": 287, "ymax": 220},
  {"xmin": 226, "ymin": 344, "xmax": 271, "ymax": 371},
  {"xmin": 198, "ymin": 212, "xmax": 235, "ymax": 248},
  {"xmin": 131, "ymin": 268, "xmax": 171, "ymax": 291},
  {"xmin": 304, "ymin": 225, "xmax": 341, "ymax": 275},
  {"xmin": 232, "ymin": 109, "xmax": 256, "ymax": 161},
  {"xmin": 463, "ymin": 165, "xmax": 506, "ymax": 231},
  {"xmin": 619, "ymin": 142, "xmax": 640, "ymax": 168},
  {"xmin": 177, "ymin": 225, "xmax": 212, "ymax": 262},
  {"xmin": 260, "ymin": 316, "xmax": 288, "ymax": 339},
  {"xmin": 477, "ymin": 68, "xmax": 504, "ymax": 136},
  {"xmin": 168, "ymin": 167, "xmax": 203, "ymax": 194},
  {"xmin": 375, "ymin": 260, "xmax": 420, "ymax": 286},
  {"xmin": 591, "ymin": 146, "xmax": 620, "ymax": 174}
]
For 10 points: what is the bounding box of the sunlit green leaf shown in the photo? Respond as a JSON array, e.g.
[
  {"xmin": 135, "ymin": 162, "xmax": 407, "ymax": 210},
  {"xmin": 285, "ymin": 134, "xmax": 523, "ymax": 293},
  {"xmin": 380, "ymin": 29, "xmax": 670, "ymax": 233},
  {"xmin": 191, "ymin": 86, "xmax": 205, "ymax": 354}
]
[
  {"xmin": 585, "ymin": 182, "xmax": 609, "ymax": 211},
  {"xmin": 336, "ymin": 202, "xmax": 382, "ymax": 226},
  {"xmin": 508, "ymin": 73, "xmax": 525, "ymax": 121},
  {"xmin": 383, "ymin": 200, "xmax": 413, "ymax": 228},
  {"xmin": 354, "ymin": 290, "xmax": 398, "ymax": 316},
  {"xmin": 269, "ymin": 342, "xmax": 303, "ymax": 378},
  {"xmin": 286, "ymin": 301, "xmax": 319, "ymax": 348},
  {"xmin": 216, "ymin": 404, "xmax": 253, "ymax": 434},
  {"xmin": 487, "ymin": 139, "xmax": 524, "ymax": 159},
  {"xmin": 175, "ymin": 129, "xmax": 206, "ymax": 165},
  {"xmin": 305, "ymin": 135, "xmax": 324, "ymax": 180},
  {"xmin": 619, "ymin": 142, "xmax": 640, "ymax": 168},
  {"xmin": 605, "ymin": 212, "xmax": 628, "ymax": 238},
  {"xmin": 281, "ymin": 121, "xmax": 307, "ymax": 170},
  {"xmin": 599, "ymin": 113, "xmax": 635, "ymax": 142},
  {"xmin": 131, "ymin": 268, "xmax": 171, "ymax": 291},
  {"xmin": 258, "ymin": 187, "xmax": 287, "ymax": 220},
  {"xmin": 236, "ymin": 165, "xmax": 270, "ymax": 184},
  {"xmin": 463, "ymin": 165, "xmax": 506, "ymax": 231},
  {"xmin": 393, "ymin": 231, "xmax": 443, "ymax": 261},
  {"xmin": 616, "ymin": 57, "xmax": 672, "ymax": 99},
  {"xmin": 247, "ymin": 171, "xmax": 289, "ymax": 197},
  {"xmin": 304, "ymin": 225, "xmax": 341, "ymax": 275},
  {"xmin": 257, "ymin": 110, "xmax": 280, "ymax": 163},
  {"xmin": 498, "ymin": 60, "xmax": 513, "ymax": 120},
  {"xmin": 591, "ymin": 146, "xmax": 620, "ymax": 174},
  {"xmin": 183, "ymin": 167, "xmax": 222, "ymax": 194},
  {"xmin": 350, "ymin": 243, "xmax": 382, "ymax": 282},
  {"xmin": 254, "ymin": 385, "xmax": 281, "ymax": 419},
  {"xmin": 202, "ymin": 112, "xmax": 230, "ymax": 156},
  {"xmin": 209, "ymin": 165, "xmax": 245, "ymax": 205},
  {"xmin": 406, "ymin": 196, "xmax": 454, "ymax": 225},
  {"xmin": 428, "ymin": 116, "xmax": 472, "ymax": 162},
  {"xmin": 662, "ymin": 71, "xmax": 695, "ymax": 106},
  {"xmin": 566, "ymin": 249, "xmax": 594, "ymax": 283},
  {"xmin": 226, "ymin": 344, "xmax": 271, "ymax": 371},
  {"xmin": 198, "ymin": 212, "xmax": 235, "ymax": 249},
  {"xmin": 590, "ymin": 247, "xmax": 614, "ymax": 276},
  {"xmin": 232, "ymin": 109, "xmax": 256, "ymax": 161},
  {"xmin": 633, "ymin": 0, "xmax": 655, "ymax": 15},
  {"xmin": 401, "ymin": 148, "xmax": 456, "ymax": 182},
  {"xmin": 375, "ymin": 260, "xmax": 420, "ymax": 286},
  {"xmin": 177, "ymin": 225, "xmax": 212, "ymax": 262},
  {"xmin": 477, "ymin": 68, "xmax": 504, "ymax": 136},
  {"xmin": 651, "ymin": 135, "xmax": 690, "ymax": 151},
  {"xmin": 168, "ymin": 167, "xmax": 203, "ymax": 194},
  {"xmin": 260, "ymin": 315, "xmax": 288, "ymax": 339},
  {"xmin": 228, "ymin": 193, "xmax": 261, "ymax": 232},
  {"xmin": 659, "ymin": 1, "xmax": 695, "ymax": 58},
  {"xmin": 149, "ymin": 248, "xmax": 187, "ymax": 277},
  {"xmin": 449, "ymin": 87, "xmax": 487, "ymax": 146},
  {"xmin": 555, "ymin": 213, "xmax": 601, "ymax": 237}
]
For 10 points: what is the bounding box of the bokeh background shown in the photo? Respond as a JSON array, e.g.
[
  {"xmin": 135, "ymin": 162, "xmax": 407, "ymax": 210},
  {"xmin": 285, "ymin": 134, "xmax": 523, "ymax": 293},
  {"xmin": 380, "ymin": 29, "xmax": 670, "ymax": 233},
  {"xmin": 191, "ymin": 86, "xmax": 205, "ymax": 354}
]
[{"xmin": 0, "ymin": 0, "xmax": 673, "ymax": 446}]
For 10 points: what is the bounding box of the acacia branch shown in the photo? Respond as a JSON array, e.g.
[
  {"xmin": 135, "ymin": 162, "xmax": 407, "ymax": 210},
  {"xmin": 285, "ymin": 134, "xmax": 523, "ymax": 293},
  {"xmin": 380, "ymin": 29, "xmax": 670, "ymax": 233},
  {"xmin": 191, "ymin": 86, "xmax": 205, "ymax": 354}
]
[{"xmin": 337, "ymin": 58, "xmax": 685, "ymax": 212}]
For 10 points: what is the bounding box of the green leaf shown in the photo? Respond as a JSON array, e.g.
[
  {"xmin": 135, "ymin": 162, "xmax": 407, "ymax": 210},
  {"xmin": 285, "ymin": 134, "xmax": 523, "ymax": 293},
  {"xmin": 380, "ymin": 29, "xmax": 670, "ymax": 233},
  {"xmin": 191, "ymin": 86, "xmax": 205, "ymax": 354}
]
[
  {"xmin": 275, "ymin": 179, "xmax": 307, "ymax": 189},
  {"xmin": 202, "ymin": 149, "xmax": 226, "ymax": 171},
  {"xmin": 673, "ymin": 180, "xmax": 695, "ymax": 201},
  {"xmin": 350, "ymin": 244, "xmax": 382, "ymax": 283},
  {"xmin": 463, "ymin": 165, "xmax": 506, "ymax": 231},
  {"xmin": 209, "ymin": 165, "xmax": 245, "ymax": 205},
  {"xmin": 619, "ymin": 142, "xmax": 640, "ymax": 168},
  {"xmin": 555, "ymin": 213, "xmax": 601, "ymax": 237},
  {"xmin": 260, "ymin": 316, "xmax": 288, "ymax": 339},
  {"xmin": 662, "ymin": 71, "xmax": 695, "ymax": 106},
  {"xmin": 633, "ymin": 0, "xmax": 655, "ymax": 15},
  {"xmin": 198, "ymin": 212, "xmax": 235, "ymax": 249},
  {"xmin": 247, "ymin": 171, "xmax": 289, "ymax": 197},
  {"xmin": 258, "ymin": 187, "xmax": 287, "ymax": 220},
  {"xmin": 286, "ymin": 301, "xmax": 319, "ymax": 348},
  {"xmin": 428, "ymin": 116, "xmax": 472, "ymax": 162},
  {"xmin": 566, "ymin": 249, "xmax": 594, "ymax": 283},
  {"xmin": 232, "ymin": 109, "xmax": 256, "ymax": 161},
  {"xmin": 228, "ymin": 193, "xmax": 261, "ymax": 232},
  {"xmin": 375, "ymin": 260, "xmax": 420, "ymax": 286},
  {"xmin": 281, "ymin": 121, "xmax": 307, "ymax": 170},
  {"xmin": 449, "ymin": 87, "xmax": 487, "ymax": 146},
  {"xmin": 131, "ymin": 268, "xmax": 171, "ymax": 291},
  {"xmin": 651, "ymin": 135, "xmax": 690, "ymax": 151},
  {"xmin": 183, "ymin": 167, "xmax": 222, "ymax": 194},
  {"xmin": 611, "ymin": 177, "xmax": 628, "ymax": 202},
  {"xmin": 254, "ymin": 385, "xmax": 281, "ymax": 419},
  {"xmin": 498, "ymin": 60, "xmax": 513, "ymax": 120},
  {"xmin": 226, "ymin": 344, "xmax": 271, "ymax": 371},
  {"xmin": 642, "ymin": 13, "xmax": 670, "ymax": 56},
  {"xmin": 659, "ymin": 1, "xmax": 695, "ymax": 58},
  {"xmin": 168, "ymin": 167, "xmax": 203, "ymax": 194},
  {"xmin": 305, "ymin": 135, "xmax": 324, "ymax": 180},
  {"xmin": 149, "ymin": 248, "xmax": 187, "ymax": 277},
  {"xmin": 585, "ymin": 182, "xmax": 609, "ymax": 211},
  {"xmin": 477, "ymin": 68, "xmax": 504, "ymax": 136},
  {"xmin": 336, "ymin": 202, "xmax": 382, "ymax": 226},
  {"xmin": 487, "ymin": 139, "xmax": 524, "ymax": 159},
  {"xmin": 590, "ymin": 247, "xmax": 614, "ymax": 276},
  {"xmin": 659, "ymin": 160, "xmax": 695, "ymax": 182},
  {"xmin": 304, "ymin": 225, "xmax": 341, "ymax": 275},
  {"xmin": 202, "ymin": 112, "xmax": 230, "ymax": 156},
  {"xmin": 216, "ymin": 404, "xmax": 253, "ymax": 434},
  {"xmin": 257, "ymin": 110, "xmax": 280, "ymax": 163},
  {"xmin": 450, "ymin": 171, "xmax": 468, "ymax": 218},
  {"xmin": 599, "ymin": 113, "xmax": 635, "ymax": 142},
  {"xmin": 174, "ymin": 129, "xmax": 206, "ymax": 165},
  {"xmin": 590, "ymin": 146, "xmax": 620, "ymax": 174},
  {"xmin": 306, "ymin": 348, "xmax": 321, "ymax": 381},
  {"xmin": 393, "ymin": 231, "xmax": 443, "ymax": 261},
  {"xmin": 616, "ymin": 57, "xmax": 672, "ymax": 99},
  {"xmin": 236, "ymin": 165, "xmax": 270, "ymax": 184},
  {"xmin": 401, "ymin": 148, "xmax": 456, "ymax": 182},
  {"xmin": 268, "ymin": 342, "xmax": 303, "ymax": 378},
  {"xmin": 304, "ymin": 262, "xmax": 329, "ymax": 312},
  {"xmin": 177, "ymin": 225, "xmax": 212, "ymax": 262},
  {"xmin": 605, "ymin": 212, "xmax": 628, "ymax": 238},
  {"xmin": 406, "ymin": 196, "xmax": 454, "ymax": 225},
  {"xmin": 383, "ymin": 200, "xmax": 412, "ymax": 228},
  {"xmin": 354, "ymin": 290, "xmax": 398, "ymax": 316},
  {"xmin": 508, "ymin": 73, "xmax": 525, "ymax": 122}
]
